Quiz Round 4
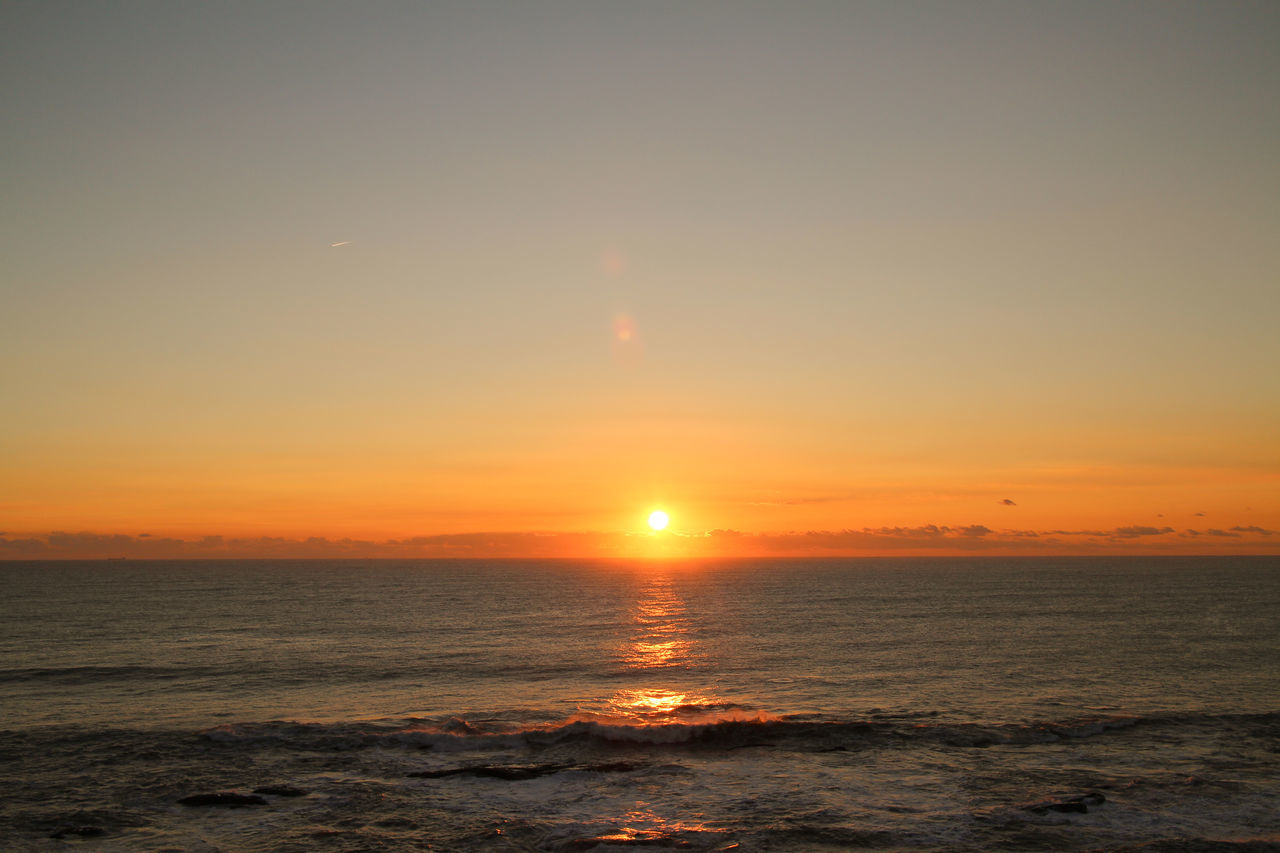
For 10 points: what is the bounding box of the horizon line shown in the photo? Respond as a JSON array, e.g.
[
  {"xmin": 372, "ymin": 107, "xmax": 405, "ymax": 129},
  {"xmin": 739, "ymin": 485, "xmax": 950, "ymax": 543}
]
[{"xmin": 3, "ymin": 524, "xmax": 1278, "ymax": 561}]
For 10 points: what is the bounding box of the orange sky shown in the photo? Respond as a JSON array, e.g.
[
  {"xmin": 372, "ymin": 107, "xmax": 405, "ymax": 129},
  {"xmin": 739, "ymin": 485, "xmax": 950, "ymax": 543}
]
[{"xmin": 2, "ymin": 3, "xmax": 1278, "ymax": 558}]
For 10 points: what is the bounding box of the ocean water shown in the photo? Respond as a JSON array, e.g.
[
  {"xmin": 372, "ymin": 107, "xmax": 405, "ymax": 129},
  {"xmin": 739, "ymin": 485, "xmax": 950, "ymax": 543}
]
[{"xmin": 1, "ymin": 557, "xmax": 1278, "ymax": 852}]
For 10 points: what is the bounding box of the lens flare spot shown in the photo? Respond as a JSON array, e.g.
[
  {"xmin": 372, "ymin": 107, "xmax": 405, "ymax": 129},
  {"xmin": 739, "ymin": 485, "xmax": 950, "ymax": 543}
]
[{"xmin": 614, "ymin": 314, "xmax": 635, "ymax": 342}]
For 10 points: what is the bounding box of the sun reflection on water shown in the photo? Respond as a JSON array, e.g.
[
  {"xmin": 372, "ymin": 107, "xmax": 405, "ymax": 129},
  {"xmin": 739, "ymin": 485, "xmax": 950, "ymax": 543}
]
[
  {"xmin": 613, "ymin": 687, "xmax": 691, "ymax": 716},
  {"xmin": 602, "ymin": 574, "xmax": 742, "ymax": 724},
  {"xmin": 571, "ymin": 576, "xmax": 753, "ymax": 852},
  {"xmin": 582, "ymin": 808, "xmax": 728, "ymax": 848},
  {"xmin": 620, "ymin": 574, "xmax": 694, "ymax": 672},
  {"xmin": 623, "ymin": 638, "xmax": 689, "ymax": 669}
]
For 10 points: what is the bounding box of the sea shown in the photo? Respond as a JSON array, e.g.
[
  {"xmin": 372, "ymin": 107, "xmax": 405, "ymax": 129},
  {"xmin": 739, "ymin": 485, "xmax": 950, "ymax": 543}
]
[{"xmin": 1, "ymin": 557, "xmax": 1278, "ymax": 852}]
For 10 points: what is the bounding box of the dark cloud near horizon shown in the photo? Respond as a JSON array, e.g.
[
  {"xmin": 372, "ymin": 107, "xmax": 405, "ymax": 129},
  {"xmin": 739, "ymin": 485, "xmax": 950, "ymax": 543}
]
[
  {"xmin": 1114, "ymin": 526, "xmax": 1175, "ymax": 538},
  {"xmin": 1044, "ymin": 529, "xmax": 1109, "ymax": 537},
  {"xmin": 1001, "ymin": 499, "xmax": 1017, "ymax": 506},
  {"xmin": 3, "ymin": 522, "xmax": 1277, "ymax": 560},
  {"xmin": 0, "ymin": 530, "xmax": 618, "ymax": 560}
]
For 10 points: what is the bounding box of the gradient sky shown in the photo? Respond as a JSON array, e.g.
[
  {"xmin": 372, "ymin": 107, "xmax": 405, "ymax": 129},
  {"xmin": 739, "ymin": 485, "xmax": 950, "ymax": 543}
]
[{"xmin": 3, "ymin": 1, "xmax": 1278, "ymax": 557}]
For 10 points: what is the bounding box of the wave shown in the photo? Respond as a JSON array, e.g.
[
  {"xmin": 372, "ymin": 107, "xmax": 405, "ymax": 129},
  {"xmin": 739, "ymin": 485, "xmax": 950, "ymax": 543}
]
[
  {"xmin": 0, "ymin": 664, "xmax": 210, "ymax": 684},
  {"xmin": 195, "ymin": 715, "xmax": 1131, "ymax": 752},
  {"xmin": 194, "ymin": 709, "xmax": 1280, "ymax": 755},
  {"xmin": 0, "ymin": 658, "xmax": 594, "ymax": 686}
]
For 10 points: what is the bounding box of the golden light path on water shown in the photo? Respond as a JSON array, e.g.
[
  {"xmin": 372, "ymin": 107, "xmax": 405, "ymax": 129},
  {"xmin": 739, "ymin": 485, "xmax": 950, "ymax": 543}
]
[
  {"xmin": 589, "ymin": 573, "xmax": 735, "ymax": 844},
  {"xmin": 604, "ymin": 572, "xmax": 765, "ymax": 727},
  {"xmin": 586, "ymin": 808, "xmax": 728, "ymax": 847},
  {"xmin": 620, "ymin": 573, "xmax": 692, "ymax": 672}
]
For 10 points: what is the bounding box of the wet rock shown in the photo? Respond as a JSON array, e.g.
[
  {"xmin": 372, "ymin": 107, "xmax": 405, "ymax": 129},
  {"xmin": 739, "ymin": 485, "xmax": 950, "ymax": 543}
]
[
  {"xmin": 50, "ymin": 826, "xmax": 105, "ymax": 839},
  {"xmin": 253, "ymin": 785, "xmax": 308, "ymax": 797},
  {"xmin": 409, "ymin": 761, "xmax": 641, "ymax": 780},
  {"xmin": 178, "ymin": 792, "xmax": 268, "ymax": 807},
  {"xmin": 1024, "ymin": 792, "xmax": 1107, "ymax": 815},
  {"xmin": 409, "ymin": 763, "xmax": 570, "ymax": 780},
  {"xmin": 585, "ymin": 761, "xmax": 642, "ymax": 773}
]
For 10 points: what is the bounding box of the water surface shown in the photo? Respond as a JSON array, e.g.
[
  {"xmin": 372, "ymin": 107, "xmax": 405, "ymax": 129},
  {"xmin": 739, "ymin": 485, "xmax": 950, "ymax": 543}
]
[{"xmin": 2, "ymin": 557, "xmax": 1277, "ymax": 851}]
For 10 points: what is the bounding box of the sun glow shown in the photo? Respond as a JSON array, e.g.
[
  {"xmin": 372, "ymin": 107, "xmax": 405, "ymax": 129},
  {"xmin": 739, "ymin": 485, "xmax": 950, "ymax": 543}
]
[{"xmin": 647, "ymin": 510, "xmax": 669, "ymax": 531}]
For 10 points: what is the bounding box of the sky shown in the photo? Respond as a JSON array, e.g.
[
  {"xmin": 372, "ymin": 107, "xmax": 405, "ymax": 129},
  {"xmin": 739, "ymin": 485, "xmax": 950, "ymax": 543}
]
[{"xmin": 2, "ymin": 1, "xmax": 1278, "ymax": 558}]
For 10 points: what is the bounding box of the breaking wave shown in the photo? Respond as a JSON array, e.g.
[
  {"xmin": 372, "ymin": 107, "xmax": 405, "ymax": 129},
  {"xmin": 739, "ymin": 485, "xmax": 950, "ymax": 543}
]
[{"xmin": 193, "ymin": 709, "xmax": 1280, "ymax": 754}]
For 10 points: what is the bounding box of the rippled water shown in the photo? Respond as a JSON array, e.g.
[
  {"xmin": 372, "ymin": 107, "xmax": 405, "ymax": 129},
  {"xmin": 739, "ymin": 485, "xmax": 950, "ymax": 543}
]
[{"xmin": 2, "ymin": 557, "xmax": 1278, "ymax": 851}]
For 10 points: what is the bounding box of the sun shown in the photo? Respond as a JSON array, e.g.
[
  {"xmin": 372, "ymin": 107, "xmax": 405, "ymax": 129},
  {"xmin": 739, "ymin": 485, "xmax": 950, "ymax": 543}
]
[{"xmin": 647, "ymin": 510, "xmax": 670, "ymax": 531}]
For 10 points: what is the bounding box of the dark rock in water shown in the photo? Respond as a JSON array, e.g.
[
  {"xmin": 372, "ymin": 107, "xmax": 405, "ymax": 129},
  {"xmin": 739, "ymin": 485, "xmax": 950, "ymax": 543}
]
[
  {"xmin": 178, "ymin": 792, "xmax": 268, "ymax": 807},
  {"xmin": 50, "ymin": 826, "xmax": 106, "ymax": 839},
  {"xmin": 1088, "ymin": 841, "xmax": 1280, "ymax": 853},
  {"xmin": 591, "ymin": 761, "xmax": 643, "ymax": 773},
  {"xmin": 409, "ymin": 761, "xmax": 641, "ymax": 781},
  {"xmin": 253, "ymin": 785, "xmax": 308, "ymax": 797},
  {"xmin": 409, "ymin": 763, "xmax": 570, "ymax": 780},
  {"xmin": 1024, "ymin": 792, "xmax": 1107, "ymax": 815},
  {"xmin": 475, "ymin": 764, "xmax": 564, "ymax": 780}
]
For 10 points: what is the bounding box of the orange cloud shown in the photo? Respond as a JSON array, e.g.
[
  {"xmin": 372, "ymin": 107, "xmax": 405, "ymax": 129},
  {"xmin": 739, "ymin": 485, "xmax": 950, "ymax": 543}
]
[{"xmin": 5, "ymin": 522, "xmax": 1279, "ymax": 560}]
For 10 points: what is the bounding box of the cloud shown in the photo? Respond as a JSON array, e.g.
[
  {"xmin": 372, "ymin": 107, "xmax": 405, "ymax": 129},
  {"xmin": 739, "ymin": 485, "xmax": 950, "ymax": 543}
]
[
  {"xmin": 0, "ymin": 530, "xmax": 616, "ymax": 560},
  {"xmin": 1001, "ymin": 499, "xmax": 1017, "ymax": 506},
  {"xmin": 1194, "ymin": 512, "xmax": 1206, "ymax": 517},
  {"xmin": 4, "ymin": 520, "xmax": 1279, "ymax": 560},
  {"xmin": 1114, "ymin": 526, "xmax": 1175, "ymax": 538}
]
